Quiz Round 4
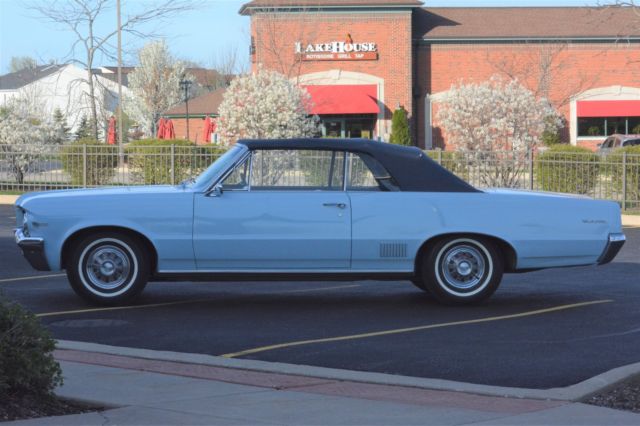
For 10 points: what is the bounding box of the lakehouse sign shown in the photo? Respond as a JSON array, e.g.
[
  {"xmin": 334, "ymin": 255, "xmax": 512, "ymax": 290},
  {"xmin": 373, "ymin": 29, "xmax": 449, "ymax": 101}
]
[{"xmin": 295, "ymin": 34, "xmax": 378, "ymax": 61}]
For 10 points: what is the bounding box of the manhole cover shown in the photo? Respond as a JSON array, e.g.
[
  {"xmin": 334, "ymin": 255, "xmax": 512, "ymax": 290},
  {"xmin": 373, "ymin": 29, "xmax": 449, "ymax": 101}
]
[{"xmin": 49, "ymin": 319, "xmax": 129, "ymax": 328}]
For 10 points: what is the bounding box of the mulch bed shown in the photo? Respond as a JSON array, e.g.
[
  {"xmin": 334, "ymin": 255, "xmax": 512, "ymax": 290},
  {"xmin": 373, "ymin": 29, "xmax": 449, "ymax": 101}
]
[
  {"xmin": 0, "ymin": 391, "xmax": 97, "ymax": 422},
  {"xmin": 586, "ymin": 376, "xmax": 640, "ymax": 414}
]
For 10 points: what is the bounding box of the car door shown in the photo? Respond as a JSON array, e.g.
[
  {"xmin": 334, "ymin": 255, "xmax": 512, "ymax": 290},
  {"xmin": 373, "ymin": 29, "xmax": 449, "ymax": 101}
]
[{"xmin": 193, "ymin": 149, "xmax": 351, "ymax": 270}]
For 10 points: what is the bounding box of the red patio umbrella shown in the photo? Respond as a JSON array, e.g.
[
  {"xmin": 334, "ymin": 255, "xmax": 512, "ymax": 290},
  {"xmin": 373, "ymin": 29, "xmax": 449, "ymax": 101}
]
[
  {"xmin": 210, "ymin": 119, "xmax": 217, "ymax": 142},
  {"xmin": 165, "ymin": 119, "xmax": 176, "ymax": 139},
  {"xmin": 106, "ymin": 116, "xmax": 117, "ymax": 145},
  {"xmin": 202, "ymin": 116, "xmax": 214, "ymax": 143},
  {"xmin": 157, "ymin": 118, "xmax": 166, "ymax": 139}
]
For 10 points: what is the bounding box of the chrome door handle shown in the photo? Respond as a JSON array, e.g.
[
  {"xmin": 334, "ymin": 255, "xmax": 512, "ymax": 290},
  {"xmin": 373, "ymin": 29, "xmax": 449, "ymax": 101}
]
[{"xmin": 323, "ymin": 203, "xmax": 347, "ymax": 209}]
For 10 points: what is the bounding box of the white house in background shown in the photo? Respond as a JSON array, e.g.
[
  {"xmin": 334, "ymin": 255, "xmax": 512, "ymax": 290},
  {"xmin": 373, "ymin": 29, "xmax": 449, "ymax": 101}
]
[{"xmin": 0, "ymin": 64, "xmax": 130, "ymax": 135}]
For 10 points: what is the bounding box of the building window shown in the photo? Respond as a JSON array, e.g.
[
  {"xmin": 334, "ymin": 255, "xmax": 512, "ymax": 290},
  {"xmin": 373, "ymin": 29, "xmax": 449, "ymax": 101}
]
[{"xmin": 578, "ymin": 117, "xmax": 640, "ymax": 137}]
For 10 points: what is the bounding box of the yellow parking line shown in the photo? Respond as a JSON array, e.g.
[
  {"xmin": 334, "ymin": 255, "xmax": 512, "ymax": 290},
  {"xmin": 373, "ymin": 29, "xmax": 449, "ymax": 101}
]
[
  {"xmin": 280, "ymin": 284, "xmax": 361, "ymax": 293},
  {"xmin": 35, "ymin": 298, "xmax": 218, "ymax": 318},
  {"xmin": 221, "ymin": 299, "xmax": 612, "ymax": 358},
  {"xmin": 0, "ymin": 273, "xmax": 66, "ymax": 284},
  {"xmin": 35, "ymin": 284, "xmax": 362, "ymax": 318}
]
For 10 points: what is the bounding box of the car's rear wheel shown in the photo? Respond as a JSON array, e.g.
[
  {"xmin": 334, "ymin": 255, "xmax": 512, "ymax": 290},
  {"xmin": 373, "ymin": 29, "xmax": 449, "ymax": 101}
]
[
  {"xmin": 66, "ymin": 232, "xmax": 149, "ymax": 306},
  {"xmin": 421, "ymin": 236, "xmax": 503, "ymax": 305}
]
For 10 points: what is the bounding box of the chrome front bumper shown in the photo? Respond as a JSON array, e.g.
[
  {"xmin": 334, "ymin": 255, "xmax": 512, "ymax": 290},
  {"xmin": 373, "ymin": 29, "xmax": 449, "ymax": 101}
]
[
  {"xmin": 15, "ymin": 229, "xmax": 50, "ymax": 271},
  {"xmin": 597, "ymin": 233, "xmax": 626, "ymax": 265}
]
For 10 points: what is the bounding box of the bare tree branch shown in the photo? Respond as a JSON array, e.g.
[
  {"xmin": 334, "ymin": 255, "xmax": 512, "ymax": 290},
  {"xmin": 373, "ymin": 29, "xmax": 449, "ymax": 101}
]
[{"xmin": 27, "ymin": 0, "xmax": 201, "ymax": 140}]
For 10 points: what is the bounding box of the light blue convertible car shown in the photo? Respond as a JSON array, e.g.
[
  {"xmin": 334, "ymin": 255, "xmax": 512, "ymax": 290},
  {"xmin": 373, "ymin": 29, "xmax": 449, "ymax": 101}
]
[{"xmin": 15, "ymin": 139, "xmax": 625, "ymax": 305}]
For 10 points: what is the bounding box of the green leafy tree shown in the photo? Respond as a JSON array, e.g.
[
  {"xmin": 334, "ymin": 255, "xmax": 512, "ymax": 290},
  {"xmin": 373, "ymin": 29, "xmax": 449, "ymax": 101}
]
[
  {"xmin": 390, "ymin": 107, "xmax": 411, "ymax": 146},
  {"xmin": 52, "ymin": 108, "xmax": 71, "ymax": 144},
  {"xmin": 74, "ymin": 115, "xmax": 92, "ymax": 141}
]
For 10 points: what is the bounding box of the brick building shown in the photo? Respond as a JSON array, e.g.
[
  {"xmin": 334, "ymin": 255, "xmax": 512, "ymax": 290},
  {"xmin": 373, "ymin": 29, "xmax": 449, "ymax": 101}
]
[
  {"xmin": 239, "ymin": 0, "xmax": 640, "ymax": 149},
  {"xmin": 164, "ymin": 88, "xmax": 225, "ymax": 143}
]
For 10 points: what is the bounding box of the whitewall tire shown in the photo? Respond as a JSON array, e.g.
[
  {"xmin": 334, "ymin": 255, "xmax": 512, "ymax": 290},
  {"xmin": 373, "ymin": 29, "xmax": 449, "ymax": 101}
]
[
  {"xmin": 66, "ymin": 232, "xmax": 149, "ymax": 306},
  {"xmin": 422, "ymin": 236, "xmax": 503, "ymax": 305}
]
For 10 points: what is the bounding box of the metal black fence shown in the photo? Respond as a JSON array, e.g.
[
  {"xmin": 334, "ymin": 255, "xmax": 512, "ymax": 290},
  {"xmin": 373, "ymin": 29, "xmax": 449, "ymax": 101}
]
[{"xmin": 1, "ymin": 145, "xmax": 639, "ymax": 210}]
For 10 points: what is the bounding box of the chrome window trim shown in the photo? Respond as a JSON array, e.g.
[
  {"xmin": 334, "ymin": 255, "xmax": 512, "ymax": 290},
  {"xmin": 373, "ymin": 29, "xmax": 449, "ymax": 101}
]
[
  {"xmin": 206, "ymin": 151, "xmax": 252, "ymax": 195},
  {"xmin": 343, "ymin": 151, "xmax": 348, "ymax": 192},
  {"xmin": 243, "ymin": 148, "xmax": 348, "ymax": 193}
]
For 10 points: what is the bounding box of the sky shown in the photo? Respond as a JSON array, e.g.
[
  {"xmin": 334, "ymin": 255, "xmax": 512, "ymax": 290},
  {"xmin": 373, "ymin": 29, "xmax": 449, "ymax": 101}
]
[{"xmin": 0, "ymin": 0, "xmax": 603, "ymax": 74}]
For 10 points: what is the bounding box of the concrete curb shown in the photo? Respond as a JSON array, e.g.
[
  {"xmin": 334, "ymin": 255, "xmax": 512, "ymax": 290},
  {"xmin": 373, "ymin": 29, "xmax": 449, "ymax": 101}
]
[
  {"xmin": 56, "ymin": 340, "xmax": 640, "ymax": 402},
  {"xmin": 623, "ymin": 214, "xmax": 640, "ymax": 226}
]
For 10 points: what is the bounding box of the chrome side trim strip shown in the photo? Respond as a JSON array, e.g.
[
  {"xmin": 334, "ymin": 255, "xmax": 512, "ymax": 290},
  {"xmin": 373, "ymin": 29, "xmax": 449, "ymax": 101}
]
[{"xmin": 157, "ymin": 269, "xmax": 412, "ymax": 274}]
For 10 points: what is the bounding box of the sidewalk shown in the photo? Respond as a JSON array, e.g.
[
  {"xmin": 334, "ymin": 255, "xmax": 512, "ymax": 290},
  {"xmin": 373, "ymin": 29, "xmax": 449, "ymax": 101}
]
[{"xmin": 8, "ymin": 347, "xmax": 640, "ymax": 425}]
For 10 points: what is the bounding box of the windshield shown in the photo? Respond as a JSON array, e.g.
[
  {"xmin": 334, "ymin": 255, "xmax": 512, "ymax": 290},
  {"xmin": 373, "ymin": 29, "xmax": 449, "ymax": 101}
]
[{"xmin": 190, "ymin": 145, "xmax": 244, "ymax": 190}]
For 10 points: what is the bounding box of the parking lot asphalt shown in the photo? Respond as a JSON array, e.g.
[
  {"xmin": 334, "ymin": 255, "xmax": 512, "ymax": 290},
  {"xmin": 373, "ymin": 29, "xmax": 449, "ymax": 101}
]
[{"xmin": 1, "ymin": 204, "xmax": 639, "ymax": 390}]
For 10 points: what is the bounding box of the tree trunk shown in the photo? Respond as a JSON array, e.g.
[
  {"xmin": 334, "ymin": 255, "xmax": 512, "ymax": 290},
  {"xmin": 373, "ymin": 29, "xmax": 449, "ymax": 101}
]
[{"xmin": 87, "ymin": 64, "xmax": 99, "ymax": 141}]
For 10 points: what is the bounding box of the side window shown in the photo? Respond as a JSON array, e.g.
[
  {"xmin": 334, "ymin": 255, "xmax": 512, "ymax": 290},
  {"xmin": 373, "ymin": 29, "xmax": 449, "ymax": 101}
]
[
  {"xmin": 624, "ymin": 139, "xmax": 640, "ymax": 147},
  {"xmin": 250, "ymin": 150, "xmax": 344, "ymax": 190},
  {"xmin": 346, "ymin": 153, "xmax": 398, "ymax": 192},
  {"xmin": 221, "ymin": 155, "xmax": 250, "ymax": 190}
]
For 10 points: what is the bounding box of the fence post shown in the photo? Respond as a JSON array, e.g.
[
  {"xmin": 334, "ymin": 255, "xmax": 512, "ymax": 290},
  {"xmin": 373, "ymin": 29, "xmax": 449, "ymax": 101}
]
[
  {"xmin": 528, "ymin": 148, "xmax": 534, "ymax": 190},
  {"xmin": 170, "ymin": 145, "xmax": 175, "ymax": 185},
  {"xmin": 438, "ymin": 150, "xmax": 442, "ymax": 165},
  {"xmin": 622, "ymin": 152, "xmax": 627, "ymax": 212},
  {"xmin": 82, "ymin": 145, "xmax": 87, "ymax": 188}
]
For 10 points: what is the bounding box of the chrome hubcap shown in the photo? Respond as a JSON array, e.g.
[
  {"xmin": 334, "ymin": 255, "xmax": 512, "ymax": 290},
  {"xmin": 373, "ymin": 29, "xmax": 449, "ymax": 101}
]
[
  {"xmin": 86, "ymin": 245, "xmax": 131, "ymax": 290},
  {"xmin": 442, "ymin": 245, "xmax": 485, "ymax": 289}
]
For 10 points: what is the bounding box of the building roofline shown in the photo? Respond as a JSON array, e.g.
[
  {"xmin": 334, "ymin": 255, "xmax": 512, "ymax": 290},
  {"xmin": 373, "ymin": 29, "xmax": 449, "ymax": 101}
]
[
  {"xmin": 240, "ymin": 2, "xmax": 422, "ymax": 15},
  {"xmin": 419, "ymin": 36, "xmax": 640, "ymax": 44}
]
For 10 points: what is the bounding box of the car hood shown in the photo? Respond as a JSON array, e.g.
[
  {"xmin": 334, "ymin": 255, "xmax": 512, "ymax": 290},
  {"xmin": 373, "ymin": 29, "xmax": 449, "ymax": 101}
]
[{"xmin": 16, "ymin": 185, "xmax": 189, "ymax": 209}]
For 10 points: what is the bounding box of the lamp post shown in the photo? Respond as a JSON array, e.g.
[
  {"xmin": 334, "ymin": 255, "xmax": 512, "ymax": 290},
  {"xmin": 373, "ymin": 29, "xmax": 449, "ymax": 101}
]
[
  {"xmin": 116, "ymin": 0, "xmax": 124, "ymax": 165},
  {"xmin": 179, "ymin": 76, "xmax": 193, "ymax": 141}
]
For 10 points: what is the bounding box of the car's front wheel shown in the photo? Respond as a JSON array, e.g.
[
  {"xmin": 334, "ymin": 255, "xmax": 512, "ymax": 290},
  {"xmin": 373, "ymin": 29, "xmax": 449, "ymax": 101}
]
[
  {"xmin": 421, "ymin": 236, "xmax": 503, "ymax": 305},
  {"xmin": 66, "ymin": 232, "xmax": 149, "ymax": 306}
]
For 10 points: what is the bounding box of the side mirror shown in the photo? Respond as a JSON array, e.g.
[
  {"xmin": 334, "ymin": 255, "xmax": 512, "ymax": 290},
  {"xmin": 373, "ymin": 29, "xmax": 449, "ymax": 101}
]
[{"xmin": 211, "ymin": 183, "xmax": 223, "ymax": 197}]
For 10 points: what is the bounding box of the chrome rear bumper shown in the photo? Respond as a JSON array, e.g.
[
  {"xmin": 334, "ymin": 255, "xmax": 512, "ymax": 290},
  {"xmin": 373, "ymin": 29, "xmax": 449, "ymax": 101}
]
[
  {"xmin": 15, "ymin": 229, "xmax": 50, "ymax": 271},
  {"xmin": 597, "ymin": 233, "xmax": 626, "ymax": 265}
]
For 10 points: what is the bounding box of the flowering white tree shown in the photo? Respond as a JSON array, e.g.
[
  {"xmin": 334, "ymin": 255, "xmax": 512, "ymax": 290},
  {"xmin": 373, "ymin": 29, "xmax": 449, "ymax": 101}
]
[
  {"xmin": 124, "ymin": 40, "xmax": 189, "ymax": 137},
  {"xmin": 0, "ymin": 97, "xmax": 59, "ymax": 184},
  {"xmin": 218, "ymin": 68, "xmax": 319, "ymax": 144},
  {"xmin": 436, "ymin": 76, "xmax": 562, "ymax": 187}
]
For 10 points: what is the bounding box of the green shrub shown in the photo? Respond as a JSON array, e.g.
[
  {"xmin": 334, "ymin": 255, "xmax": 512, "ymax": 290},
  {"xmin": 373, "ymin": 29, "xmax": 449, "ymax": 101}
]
[
  {"xmin": 60, "ymin": 139, "xmax": 118, "ymax": 186},
  {"xmin": 608, "ymin": 145, "xmax": 640, "ymax": 209},
  {"xmin": 125, "ymin": 139, "xmax": 227, "ymax": 185},
  {"xmin": 426, "ymin": 150, "xmax": 470, "ymax": 181},
  {"xmin": 632, "ymin": 124, "xmax": 640, "ymax": 134},
  {"xmin": 390, "ymin": 107, "xmax": 411, "ymax": 146},
  {"xmin": 536, "ymin": 145, "xmax": 599, "ymax": 194},
  {"xmin": 0, "ymin": 295, "xmax": 62, "ymax": 396}
]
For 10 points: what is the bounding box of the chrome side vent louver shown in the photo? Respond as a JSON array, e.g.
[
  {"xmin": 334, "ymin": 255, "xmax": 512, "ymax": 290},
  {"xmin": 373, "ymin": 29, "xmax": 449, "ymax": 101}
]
[{"xmin": 379, "ymin": 242, "xmax": 407, "ymax": 258}]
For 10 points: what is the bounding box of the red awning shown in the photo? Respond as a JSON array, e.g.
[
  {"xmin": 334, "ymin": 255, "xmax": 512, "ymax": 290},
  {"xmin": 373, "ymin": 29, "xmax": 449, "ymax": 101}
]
[
  {"xmin": 577, "ymin": 100, "xmax": 640, "ymax": 117},
  {"xmin": 304, "ymin": 85, "xmax": 379, "ymax": 115}
]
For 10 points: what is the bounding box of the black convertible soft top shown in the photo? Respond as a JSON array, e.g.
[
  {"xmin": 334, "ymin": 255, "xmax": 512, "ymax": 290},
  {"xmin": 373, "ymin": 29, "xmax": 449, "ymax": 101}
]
[{"xmin": 237, "ymin": 138, "xmax": 479, "ymax": 193}]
